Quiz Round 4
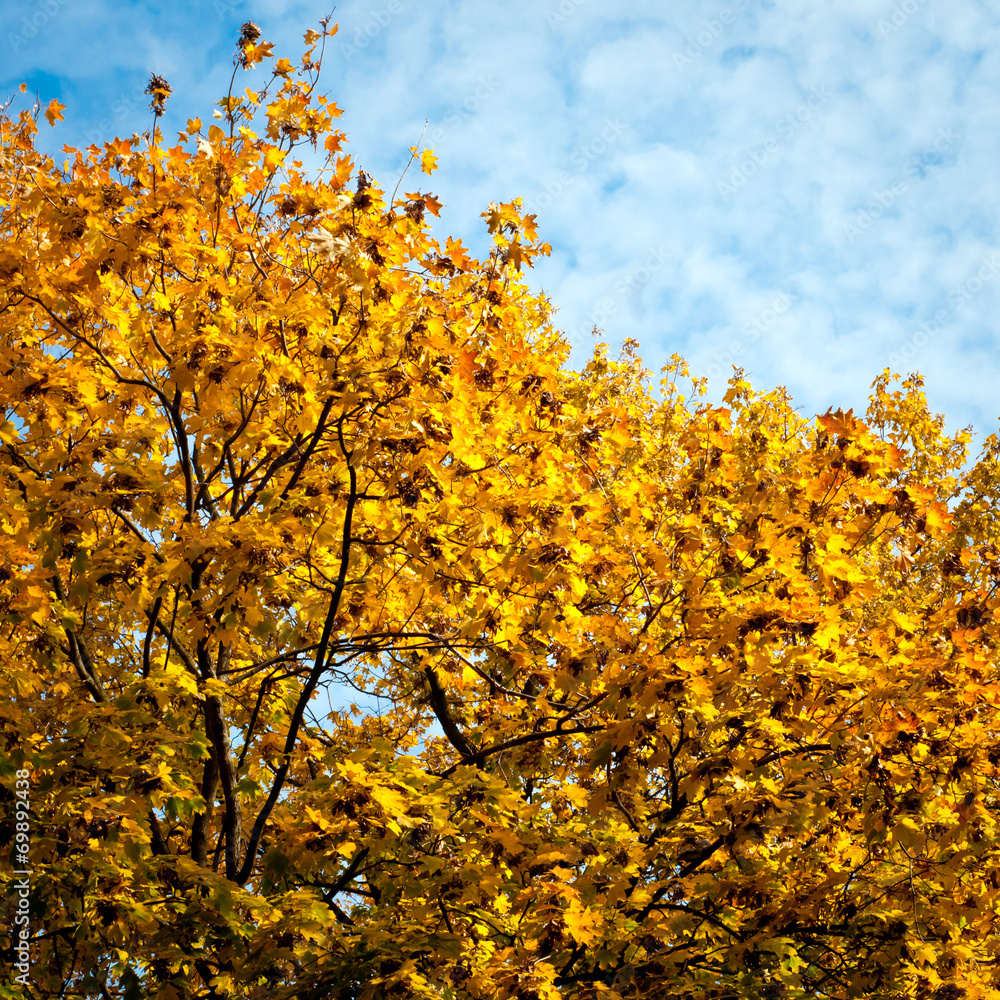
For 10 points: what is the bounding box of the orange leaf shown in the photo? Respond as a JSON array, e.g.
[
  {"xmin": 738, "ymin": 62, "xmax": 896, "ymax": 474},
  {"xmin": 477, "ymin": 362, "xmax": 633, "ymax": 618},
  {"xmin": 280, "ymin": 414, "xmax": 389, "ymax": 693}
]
[{"xmin": 44, "ymin": 99, "xmax": 65, "ymax": 127}]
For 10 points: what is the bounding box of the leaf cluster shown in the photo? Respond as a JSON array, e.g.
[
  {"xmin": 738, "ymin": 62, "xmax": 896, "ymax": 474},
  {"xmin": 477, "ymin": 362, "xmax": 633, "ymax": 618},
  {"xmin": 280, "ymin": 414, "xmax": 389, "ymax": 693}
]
[{"xmin": 2, "ymin": 24, "xmax": 1000, "ymax": 1000}]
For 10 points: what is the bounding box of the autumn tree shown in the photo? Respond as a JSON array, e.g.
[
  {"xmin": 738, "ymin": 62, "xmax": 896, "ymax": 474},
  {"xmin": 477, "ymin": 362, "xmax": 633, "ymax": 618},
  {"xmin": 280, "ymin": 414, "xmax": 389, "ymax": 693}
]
[{"xmin": 3, "ymin": 23, "xmax": 1000, "ymax": 1000}]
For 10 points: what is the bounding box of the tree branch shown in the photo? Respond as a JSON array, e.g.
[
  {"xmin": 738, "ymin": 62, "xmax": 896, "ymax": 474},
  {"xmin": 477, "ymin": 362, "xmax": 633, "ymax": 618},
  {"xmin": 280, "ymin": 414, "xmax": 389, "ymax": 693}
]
[
  {"xmin": 424, "ymin": 664, "xmax": 478, "ymax": 758},
  {"xmin": 236, "ymin": 437, "xmax": 359, "ymax": 885}
]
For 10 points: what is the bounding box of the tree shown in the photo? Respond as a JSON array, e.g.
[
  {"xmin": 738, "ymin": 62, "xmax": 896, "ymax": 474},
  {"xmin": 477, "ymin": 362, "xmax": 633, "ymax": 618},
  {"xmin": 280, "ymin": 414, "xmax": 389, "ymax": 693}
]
[{"xmin": 2, "ymin": 22, "xmax": 1000, "ymax": 1000}]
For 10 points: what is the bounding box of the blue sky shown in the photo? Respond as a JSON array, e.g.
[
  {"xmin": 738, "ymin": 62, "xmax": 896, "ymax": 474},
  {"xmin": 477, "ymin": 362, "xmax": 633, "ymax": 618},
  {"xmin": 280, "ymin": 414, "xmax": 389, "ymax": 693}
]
[{"xmin": 5, "ymin": 0, "xmax": 1000, "ymax": 441}]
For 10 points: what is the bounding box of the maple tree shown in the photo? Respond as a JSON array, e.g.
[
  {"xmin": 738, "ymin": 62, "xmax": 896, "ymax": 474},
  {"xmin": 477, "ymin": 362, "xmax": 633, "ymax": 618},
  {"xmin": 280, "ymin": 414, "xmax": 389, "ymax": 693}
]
[{"xmin": 4, "ymin": 22, "xmax": 1000, "ymax": 1000}]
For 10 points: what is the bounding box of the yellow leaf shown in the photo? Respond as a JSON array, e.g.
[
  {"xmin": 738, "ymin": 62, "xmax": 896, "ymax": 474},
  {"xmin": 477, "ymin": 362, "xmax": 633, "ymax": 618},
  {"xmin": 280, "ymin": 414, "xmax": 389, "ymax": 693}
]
[
  {"xmin": 304, "ymin": 805, "xmax": 330, "ymax": 831},
  {"xmin": 264, "ymin": 145, "xmax": 285, "ymax": 171},
  {"xmin": 371, "ymin": 785, "xmax": 407, "ymax": 816},
  {"xmin": 564, "ymin": 898, "xmax": 603, "ymax": 945},
  {"xmin": 890, "ymin": 609, "xmax": 919, "ymax": 634},
  {"xmin": 420, "ymin": 149, "xmax": 438, "ymax": 175}
]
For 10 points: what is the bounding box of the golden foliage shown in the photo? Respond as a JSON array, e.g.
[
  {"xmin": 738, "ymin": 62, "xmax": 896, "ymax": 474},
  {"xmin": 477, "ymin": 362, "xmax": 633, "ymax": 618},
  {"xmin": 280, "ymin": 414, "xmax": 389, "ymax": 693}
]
[{"xmin": 1, "ymin": 23, "xmax": 999, "ymax": 1000}]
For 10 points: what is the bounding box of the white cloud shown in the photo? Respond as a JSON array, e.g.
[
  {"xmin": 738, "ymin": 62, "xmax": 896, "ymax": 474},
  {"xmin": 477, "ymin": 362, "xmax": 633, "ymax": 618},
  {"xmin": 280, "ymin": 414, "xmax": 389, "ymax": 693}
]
[{"xmin": 5, "ymin": 0, "xmax": 1000, "ymax": 439}]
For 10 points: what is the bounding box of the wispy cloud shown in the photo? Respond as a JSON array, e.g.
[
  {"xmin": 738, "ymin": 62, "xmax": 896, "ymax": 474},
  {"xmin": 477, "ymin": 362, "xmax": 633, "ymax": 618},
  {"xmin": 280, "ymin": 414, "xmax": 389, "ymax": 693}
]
[{"xmin": 3, "ymin": 0, "xmax": 999, "ymax": 439}]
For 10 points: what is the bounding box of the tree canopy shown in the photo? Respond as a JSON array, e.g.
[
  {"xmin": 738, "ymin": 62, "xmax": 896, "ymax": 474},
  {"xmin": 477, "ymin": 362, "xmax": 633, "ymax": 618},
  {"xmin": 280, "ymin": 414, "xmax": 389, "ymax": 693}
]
[{"xmin": 4, "ymin": 23, "xmax": 1000, "ymax": 1000}]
